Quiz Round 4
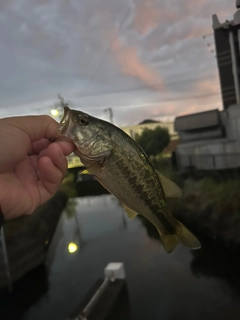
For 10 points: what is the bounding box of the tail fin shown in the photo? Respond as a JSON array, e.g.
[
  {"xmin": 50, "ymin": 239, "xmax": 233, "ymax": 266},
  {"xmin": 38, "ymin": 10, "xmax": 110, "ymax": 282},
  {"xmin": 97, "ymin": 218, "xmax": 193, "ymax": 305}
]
[
  {"xmin": 158, "ymin": 222, "xmax": 201, "ymax": 254},
  {"xmin": 177, "ymin": 222, "xmax": 201, "ymax": 250}
]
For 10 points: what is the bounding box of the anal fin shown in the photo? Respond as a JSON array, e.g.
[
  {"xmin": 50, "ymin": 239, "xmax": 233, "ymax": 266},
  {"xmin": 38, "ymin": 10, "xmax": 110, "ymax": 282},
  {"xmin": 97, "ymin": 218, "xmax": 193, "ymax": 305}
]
[
  {"xmin": 123, "ymin": 205, "xmax": 138, "ymax": 220},
  {"xmin": 161, "ymin": 235, "xmax": 179, "ymax": 254}
]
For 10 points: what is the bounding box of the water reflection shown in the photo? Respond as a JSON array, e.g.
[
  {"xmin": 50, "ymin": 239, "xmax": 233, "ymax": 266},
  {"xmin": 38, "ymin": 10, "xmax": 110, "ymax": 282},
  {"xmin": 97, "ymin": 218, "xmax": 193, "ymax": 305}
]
[
  {"xmin": 138, "ymin": 210, "xmax": 240, "ymax": 297},
  {"xmin": 1, "ymin": 192, "xmax": 240, "ymax": 320},
  {"xmin": 46, "ymin": 196, "xmax": 240, "ymax": 319},
  {"xmin": 190, "ymin": 240, "xmax": 240, "ymax": 296},
  {"xmin": 65, "ymin": 198, "xmax": 78, "ymax": 219},
  {"xmin": 68, "ymin": 242, "xmax": 78, "ymax": 253},
  {"xmin": 137, "ymin": 214, "xmax": 159, "ymax": 240}
]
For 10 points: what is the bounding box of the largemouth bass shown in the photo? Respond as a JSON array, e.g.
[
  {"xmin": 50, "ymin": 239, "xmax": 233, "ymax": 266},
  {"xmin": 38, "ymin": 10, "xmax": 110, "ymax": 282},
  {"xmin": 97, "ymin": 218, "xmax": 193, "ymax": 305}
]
[{"xmin": 58, "ymin": 106, "xmax": 201, "ymax": 253}]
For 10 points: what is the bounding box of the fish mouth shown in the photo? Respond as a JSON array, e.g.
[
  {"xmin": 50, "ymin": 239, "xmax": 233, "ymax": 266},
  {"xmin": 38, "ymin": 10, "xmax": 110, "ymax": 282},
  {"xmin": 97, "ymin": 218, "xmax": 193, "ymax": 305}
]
[{"xmin": 58, "ymin": 105, "xmax": 72, "ymax": 135}]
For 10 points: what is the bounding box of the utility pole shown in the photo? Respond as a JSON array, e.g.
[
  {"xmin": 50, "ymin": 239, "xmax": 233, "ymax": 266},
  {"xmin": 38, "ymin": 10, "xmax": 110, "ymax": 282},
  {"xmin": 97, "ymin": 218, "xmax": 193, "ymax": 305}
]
[{"xmin": 104, "ymin": 107, "xmax": 113, "ymax": 123}]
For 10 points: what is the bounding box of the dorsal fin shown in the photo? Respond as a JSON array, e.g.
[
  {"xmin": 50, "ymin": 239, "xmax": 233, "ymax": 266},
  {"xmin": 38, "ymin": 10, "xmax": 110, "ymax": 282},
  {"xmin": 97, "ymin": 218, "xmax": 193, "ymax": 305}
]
[{"xmin": 158, "ymin": 172, "xmax": 182, "ymax": 198}]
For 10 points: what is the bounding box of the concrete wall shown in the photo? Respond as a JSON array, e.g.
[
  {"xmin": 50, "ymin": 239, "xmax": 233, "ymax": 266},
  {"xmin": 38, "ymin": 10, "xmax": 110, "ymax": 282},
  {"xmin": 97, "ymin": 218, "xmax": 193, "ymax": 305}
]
[
  {"xmin": 175, "ymin": 105, "xmax": 240, "ymax": 171},
  {"xmin": 175, "ymin": 109, "xmax": 221, "ymax": 131},
  {"xmin": 225, "ymin": 104, "xmax": 240, "ymax": 140}
]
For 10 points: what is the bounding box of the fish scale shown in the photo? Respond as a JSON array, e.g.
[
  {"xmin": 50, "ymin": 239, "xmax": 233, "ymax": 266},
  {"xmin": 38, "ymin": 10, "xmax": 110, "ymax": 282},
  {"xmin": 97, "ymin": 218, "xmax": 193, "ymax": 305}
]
[
  {"xmin": 58, "ymin": 106, "xmax": 201, "ymax": 253},
  {"xmin": 99, "ymin": 146, "xmax": 159, "ymax": 215},
  {"xmin": 97, "ymin": 145, "xmax": 177, "ymax": 236}
]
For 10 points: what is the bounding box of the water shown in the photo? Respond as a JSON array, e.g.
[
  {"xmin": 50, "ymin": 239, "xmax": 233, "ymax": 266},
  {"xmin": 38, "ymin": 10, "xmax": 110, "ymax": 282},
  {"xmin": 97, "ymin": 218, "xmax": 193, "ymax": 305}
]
[{"xmin": 2, "ymin": 194, "xmax": 240, "ymax": 320}]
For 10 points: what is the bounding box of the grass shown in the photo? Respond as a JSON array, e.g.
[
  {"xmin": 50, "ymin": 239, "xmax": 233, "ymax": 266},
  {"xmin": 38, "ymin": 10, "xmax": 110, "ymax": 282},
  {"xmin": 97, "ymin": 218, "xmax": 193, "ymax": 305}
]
[
  {"xmin": 153, "ymin": 158, "xmax": 240, "ymax": 246},
  {"xmin": 182, "ymin": 178, "xmax": 240, "ymax": 216},
  {"xmin": 166, "ymin": 176, "xmax": 240, "ymax": 247}
]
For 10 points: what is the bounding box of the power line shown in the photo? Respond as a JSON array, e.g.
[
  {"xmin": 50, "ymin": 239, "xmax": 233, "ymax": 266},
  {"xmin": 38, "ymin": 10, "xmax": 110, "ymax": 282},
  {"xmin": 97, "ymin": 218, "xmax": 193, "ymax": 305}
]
[
  {"xmin": 81, "ymin": 14, "xmax": 216, "ymax": 96},
  {"xmin": 84, "ymin": 92, "xmax": 221, "ymax": 111},
  {"xmin": 203, "ymin": 33, "xmax": 214, "ymax": 39},
  {"xmin": 78, "ymin": 75, "xmax": 218, "ymax": 99},
  {"xmin": 112, "ymin": 92, "xmax": 221, "ymax": 107}
]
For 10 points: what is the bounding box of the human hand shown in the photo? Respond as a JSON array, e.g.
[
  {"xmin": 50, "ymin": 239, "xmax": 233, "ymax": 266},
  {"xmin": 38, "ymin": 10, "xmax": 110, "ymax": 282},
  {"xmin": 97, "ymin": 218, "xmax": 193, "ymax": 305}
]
[{"xmin": 0, "ymin": 115, "xmax": 74, "ymax": 220}]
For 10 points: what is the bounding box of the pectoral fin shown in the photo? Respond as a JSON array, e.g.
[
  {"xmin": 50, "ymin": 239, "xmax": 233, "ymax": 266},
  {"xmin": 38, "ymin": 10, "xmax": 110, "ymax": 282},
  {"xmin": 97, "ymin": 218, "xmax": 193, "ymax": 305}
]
[
  {"xmin": 161, "ymin": 235, "xmax": 179, "ymax": 254},
  {"xmin": 80, "ymin": 168, "xmax": 91, "ymax": 174},
  {"xmin": 158, "ymin": 172, "xmax": 182, "ymax": 198},
  {"xmin": 123, "ymin": 205, "xmax": 138, "ymax": 220},
  {"xmin": 79, "ymin": 163, "xmax": 101, "ymax": 175}
]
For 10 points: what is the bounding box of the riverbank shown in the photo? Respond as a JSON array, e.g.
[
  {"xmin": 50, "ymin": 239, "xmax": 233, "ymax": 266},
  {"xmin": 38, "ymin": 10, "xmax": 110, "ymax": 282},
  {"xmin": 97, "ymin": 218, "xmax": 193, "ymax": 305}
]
[
  {"xmin": 0, "ymin": 183, "xmax": 70, "ymax": 289},
  {"xmin": 166, "ymin": 174, "xmax": 240, "ymax": 248}
]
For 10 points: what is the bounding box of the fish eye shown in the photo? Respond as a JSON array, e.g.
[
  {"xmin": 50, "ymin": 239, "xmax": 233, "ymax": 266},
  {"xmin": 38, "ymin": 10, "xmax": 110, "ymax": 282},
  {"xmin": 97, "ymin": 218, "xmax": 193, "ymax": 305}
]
[{"xmin": 80, "ymin": 118, "xmax": 89, "ymax": 126}]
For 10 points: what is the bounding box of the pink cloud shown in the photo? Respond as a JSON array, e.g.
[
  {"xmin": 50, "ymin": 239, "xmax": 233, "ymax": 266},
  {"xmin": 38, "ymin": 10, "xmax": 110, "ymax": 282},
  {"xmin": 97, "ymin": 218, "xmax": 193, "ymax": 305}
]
[
  {"xmin": 111, "ymin": 33, "xmax": 164, "ymax": 91},
  {"xmin": 132, "ymin": 0, "xmax": 177, "ymax": 36},
  {"xmin": 194, "ymin": 78, "xmax": 221, "ymax": 94}
]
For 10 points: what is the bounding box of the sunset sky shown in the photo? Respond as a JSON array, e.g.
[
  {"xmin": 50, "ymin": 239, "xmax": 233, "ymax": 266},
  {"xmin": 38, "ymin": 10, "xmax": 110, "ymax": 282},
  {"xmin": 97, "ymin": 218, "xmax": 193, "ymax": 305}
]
[{"xmin": 0, "ymin": 0, "xmax": 236, "ymax": 125}]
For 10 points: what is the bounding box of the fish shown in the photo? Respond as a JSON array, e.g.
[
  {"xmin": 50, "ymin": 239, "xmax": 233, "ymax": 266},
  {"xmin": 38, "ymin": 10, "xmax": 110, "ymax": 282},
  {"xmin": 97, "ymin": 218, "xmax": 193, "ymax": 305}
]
[{"xmin": 58, "ymin": 106, "xmax": 201, "ymax": 253}]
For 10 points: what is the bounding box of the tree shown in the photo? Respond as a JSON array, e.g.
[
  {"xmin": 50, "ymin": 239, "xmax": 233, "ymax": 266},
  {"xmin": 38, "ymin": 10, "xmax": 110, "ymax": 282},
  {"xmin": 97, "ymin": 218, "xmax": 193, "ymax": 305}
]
[{"xmin": 135, "ymin": 126, "xmax": 170, "ymax": 159}]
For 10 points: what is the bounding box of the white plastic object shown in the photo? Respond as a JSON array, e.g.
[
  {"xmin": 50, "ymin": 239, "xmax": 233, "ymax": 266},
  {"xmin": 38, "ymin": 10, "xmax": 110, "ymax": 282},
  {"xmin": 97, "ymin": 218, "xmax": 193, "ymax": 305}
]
[{"xmin": 104, "ymin": 262, "xmax": 125, "ymax": 280}]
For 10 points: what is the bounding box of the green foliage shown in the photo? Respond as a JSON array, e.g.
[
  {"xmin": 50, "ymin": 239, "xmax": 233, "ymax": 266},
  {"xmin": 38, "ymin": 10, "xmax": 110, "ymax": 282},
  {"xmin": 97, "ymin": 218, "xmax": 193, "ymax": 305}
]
[
  {"xmin": 166, "ymin": 176, "xmax": 240, "ymax": 246},
  {"xmin": 184, "ymin": 178, "xmax": 240, "ymax": 215},
  {"xmin": 167, "ymin": 177, "xmax": 240, "ymax": 216},
  {"xmin": 135, "ymin": 126, "xmax": 170, "ymax": 157}
]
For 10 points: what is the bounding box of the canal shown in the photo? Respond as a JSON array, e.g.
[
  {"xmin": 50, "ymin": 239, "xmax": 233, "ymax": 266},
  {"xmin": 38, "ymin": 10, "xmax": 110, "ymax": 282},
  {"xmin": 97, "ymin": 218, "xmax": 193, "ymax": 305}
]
[{"xmin": 1, "ymin": 192, "xmax": 240, "ymax": 319}]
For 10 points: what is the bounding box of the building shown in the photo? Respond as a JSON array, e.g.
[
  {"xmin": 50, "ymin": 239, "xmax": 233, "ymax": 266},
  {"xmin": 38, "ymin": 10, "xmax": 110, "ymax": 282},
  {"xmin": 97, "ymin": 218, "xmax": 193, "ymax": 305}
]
[
  {"xmin": 175, "ymin": 2, "xmax": 240, "ymax": 172},
  {"xmin": 122, "ymin": 120, "xmax": 178, "ymax": 141},
  {"xmin": 175, "ymin": 106, "xmax": 240, "ymax": 171},
  {"xmin": 212, "ymin": 13, "xmax": 240, "ymax": 109}
]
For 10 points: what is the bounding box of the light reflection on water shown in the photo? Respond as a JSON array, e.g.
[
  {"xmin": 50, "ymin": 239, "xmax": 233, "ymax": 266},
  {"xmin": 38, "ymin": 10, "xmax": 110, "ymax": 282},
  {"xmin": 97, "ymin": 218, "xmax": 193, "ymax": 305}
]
[{"xmin": 19, "ymin": 194, "xmax": 240, "ymax": 320}]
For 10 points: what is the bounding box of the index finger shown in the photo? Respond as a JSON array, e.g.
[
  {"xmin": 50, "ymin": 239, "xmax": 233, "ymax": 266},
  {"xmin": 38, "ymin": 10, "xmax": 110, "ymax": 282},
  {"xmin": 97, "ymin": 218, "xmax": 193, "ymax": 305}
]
[
  {"xmin": 1, "ymin": 115, "xmax": 60, "ymax": 142},
  {"xmin": 29, "ymin": 139, "xmax": 51, "ymax": 155}
]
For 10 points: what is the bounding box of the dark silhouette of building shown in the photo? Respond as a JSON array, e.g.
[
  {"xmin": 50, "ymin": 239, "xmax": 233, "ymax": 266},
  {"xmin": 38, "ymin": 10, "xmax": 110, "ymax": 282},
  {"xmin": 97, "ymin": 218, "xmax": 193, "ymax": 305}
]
[
  {"xmin": 174, "ymin": 2, "xmax": 240, "ymax": 172},
  {"xmin": 213, "ymin": 1, "xmax": 240, "ymax": 109}
]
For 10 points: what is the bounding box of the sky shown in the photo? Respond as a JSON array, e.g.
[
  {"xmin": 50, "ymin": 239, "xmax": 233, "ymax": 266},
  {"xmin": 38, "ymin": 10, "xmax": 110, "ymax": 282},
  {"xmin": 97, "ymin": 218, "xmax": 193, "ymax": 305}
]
[{"xmin": 0, "ymin": 0, "xmax": 236, "ymax": 126}]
